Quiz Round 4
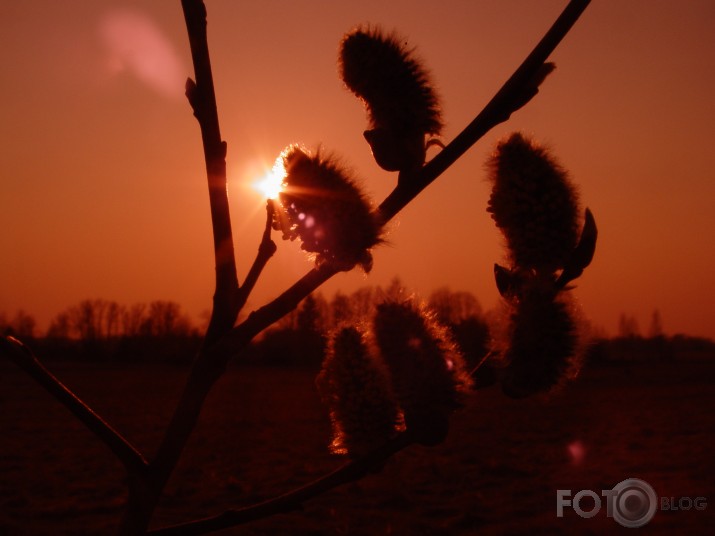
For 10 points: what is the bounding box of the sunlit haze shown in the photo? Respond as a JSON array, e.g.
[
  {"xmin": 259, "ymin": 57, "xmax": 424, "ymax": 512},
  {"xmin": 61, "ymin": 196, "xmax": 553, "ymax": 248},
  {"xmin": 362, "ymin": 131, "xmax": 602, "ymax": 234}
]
[
  {"xmin": 253, "ymin": 155, "xmax": 287, "ymax": 200},
  {"xmin": 1, "ymin": 1, "xmax": 714, "ymax": 339}
]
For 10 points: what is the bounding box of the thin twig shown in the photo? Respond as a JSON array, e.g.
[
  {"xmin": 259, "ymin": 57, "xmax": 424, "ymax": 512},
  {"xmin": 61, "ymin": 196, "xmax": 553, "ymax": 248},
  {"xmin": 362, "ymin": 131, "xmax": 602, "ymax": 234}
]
[
  {"xmin": 221, "ymin": 264, "xmax": 338, "ymax": 352},
  {"xmin": 140, "ymin": 2, "xmax": 592, "ymax": 533},
  {"xmin": 376, "ymin": 0, "xmax": 591, "ymax": 224},
  {"xmin": 235, "ymin": 201, "xmax": 278, "ymax": 312},
  {"xmin": 0, "ymin": 336, "xmax": 148, "ymax": 474},
  {"xmin": 182, "ymin": 0, "xmax": 240, "ymax": 345},
  {"xmin": 122, "ymin": 1, "xmax": 592, "ymax": 532},
  {"xmin": 148, "ymin": 432, "xmax": 414, "ymax": 535},
  {"xmin": 225, "ymin": 0, "xmax": 591, "ymax": 350}
]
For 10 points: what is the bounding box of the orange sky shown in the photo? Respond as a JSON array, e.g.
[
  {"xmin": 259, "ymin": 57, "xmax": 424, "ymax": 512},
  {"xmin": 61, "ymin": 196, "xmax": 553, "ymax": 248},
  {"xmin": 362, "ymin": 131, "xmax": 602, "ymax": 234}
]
[{"xmin": 1, "ymin": 1, "xmax": 714, "ymax": 340}]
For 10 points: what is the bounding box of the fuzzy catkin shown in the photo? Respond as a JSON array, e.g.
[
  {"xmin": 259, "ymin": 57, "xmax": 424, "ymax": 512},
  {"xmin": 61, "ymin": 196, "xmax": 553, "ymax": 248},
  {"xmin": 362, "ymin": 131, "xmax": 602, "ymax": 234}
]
[
  {"xmin": 487, "ymin": 133, "xmax": 580, "ymax": 273},
  {"xmin": 339, "ymin": 27, "xmax": 442, "ymax": 137},
  {"xmin": 316, "ymin": 326, "xmax": 402, "ymax": 457},
  {"xmin": 373, "ymin": 300, "xmax": 472, "ymax": 446},
  {"xmin": 500, "ymin": 283, "xmax": 581, "ymax": 398},
  {"xmin": 277, "ymin": 146, "xmax": 381, "ymax": 271}
]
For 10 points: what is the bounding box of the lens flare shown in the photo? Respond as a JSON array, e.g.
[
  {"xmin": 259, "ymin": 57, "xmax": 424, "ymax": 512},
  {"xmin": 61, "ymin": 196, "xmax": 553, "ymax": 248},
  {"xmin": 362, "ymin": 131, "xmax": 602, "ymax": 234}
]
[
  {"xmin": 567, "ymin": 439, "xmax": 585, "ymax": 465},
  {"xmin": 100, "ymin": 8, "xmax": 184, "ymax": 98},
  {"xmin": 254, "ymin": 157, "xmax": 286, "ymax": 200}
]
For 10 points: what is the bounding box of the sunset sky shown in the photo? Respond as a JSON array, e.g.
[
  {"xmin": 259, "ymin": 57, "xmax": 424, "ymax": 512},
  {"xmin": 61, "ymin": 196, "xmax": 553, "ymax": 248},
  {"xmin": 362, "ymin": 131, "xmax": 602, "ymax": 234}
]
[{"xmin": 1, "ymin": 1, "xmax": 714, "ymax": 340}]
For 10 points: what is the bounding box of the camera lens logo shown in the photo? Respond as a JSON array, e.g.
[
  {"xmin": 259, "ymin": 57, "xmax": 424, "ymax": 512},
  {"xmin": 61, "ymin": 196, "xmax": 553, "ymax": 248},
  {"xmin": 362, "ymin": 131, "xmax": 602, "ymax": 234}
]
[{"xmin": 608, "ymin": 478, "xmax": 658, "ymax": 528}]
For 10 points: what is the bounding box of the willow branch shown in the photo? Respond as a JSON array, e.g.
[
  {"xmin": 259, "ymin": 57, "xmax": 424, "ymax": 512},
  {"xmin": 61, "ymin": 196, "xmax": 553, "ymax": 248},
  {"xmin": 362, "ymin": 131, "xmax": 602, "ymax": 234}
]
[
  {"xmin": 126, "ymin": 0, "xmax": 591, "ymax": 532},
  {"xmin": 223, "ymin": 0, "xmax": 591, "ymax": 353},
  {"xmin": 376, "ymin": 0, "xmax": 591, "ymax": 224},
  {"xmin": 219, "ymin": 264, "xmax": 338, "ymax": 353},
  {"xmin": 148, "ymin": 432, "xmax": 414, "ymax": 535},
  {"xmin": 235, "ymin": 201, "xmax": 278, "ymax": 313},
  {"xmin": 0, "ymin": 336, "xmax": 148, "ymax": 474},
  {"xmin": 182, "ymin": 0, "xmax": 239, "ymax": 345}
]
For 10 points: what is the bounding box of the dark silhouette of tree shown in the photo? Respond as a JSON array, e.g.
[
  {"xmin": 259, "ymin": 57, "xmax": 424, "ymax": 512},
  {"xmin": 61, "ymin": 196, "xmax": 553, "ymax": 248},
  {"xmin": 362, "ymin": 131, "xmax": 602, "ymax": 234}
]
[
  {"xmin": 122, "ymin": 303, "xmax": 147, "ymax": 337},
  {"xmin": 68, "ymin": 299, "xmax": 108, "ymax": 342},
  {"xmin": 648, "ymin": 309, "xmax": 664, "ymax": 339},
  {"xmin": 329, "ymin": 291, "xmax": 352, "ymax": 329},
  {"xmin": 0, "ymin": 310, "xmax": 36, "ymax": 339},
  {"xmin": 296, "ymin": 294, "xmax": 324, "ymax": 334},
  {"xmin": 349, "ymin": 286, "xmax": 377, "ymax": 321},
  {"xmin": 46, "ymin": 311, "xmax": 71, "ymax": 339},
  {"xmin": 1, "ymin": 1, "xmax": 596, "ymax": 533},
  {"xmin": 618, "ymin": 313, "xmax": 641, "ymax": 339},
  {"xmin": 142, "ymin": 301, "xmax": 193, "ymax": 338},
  {"xmin": 382, "ymin": 276, "xmax": 407, "ymax": 301},
  {"xmin": 428, "ymin": 287, "xmax": 482, "ymax": 326},
  {"xmin": 426, "ymin": 287, "xmax": 491, "ymax": 382},
  {"xmin": 105, "ymin": 301, "xmax": 123, "ymax": 339}
]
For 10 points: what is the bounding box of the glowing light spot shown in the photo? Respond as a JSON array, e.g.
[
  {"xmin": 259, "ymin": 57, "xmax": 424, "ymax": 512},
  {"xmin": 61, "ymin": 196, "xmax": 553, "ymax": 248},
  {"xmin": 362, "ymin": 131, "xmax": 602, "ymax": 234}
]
[
  {"xmin": 567, "ymin": 439, "xmax": 586, "ymax": 465},
  {"xmin": 254, "ymin": 157, "xmax": 286, "ymax": 200},
  {"xmin": 305, "ymin": 215, "xmax": 315, "ymax": 228},
  {"xmin": 100, "ymin": 8, "xmax": 184, "ymax": 98}
]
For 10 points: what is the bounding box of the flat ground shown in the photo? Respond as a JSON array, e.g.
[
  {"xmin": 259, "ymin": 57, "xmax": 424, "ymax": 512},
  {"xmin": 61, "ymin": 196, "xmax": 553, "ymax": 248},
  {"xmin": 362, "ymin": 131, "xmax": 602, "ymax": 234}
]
[{"xmin": 1, "ymin": 358, "xmax": 714, "ymax": 535}]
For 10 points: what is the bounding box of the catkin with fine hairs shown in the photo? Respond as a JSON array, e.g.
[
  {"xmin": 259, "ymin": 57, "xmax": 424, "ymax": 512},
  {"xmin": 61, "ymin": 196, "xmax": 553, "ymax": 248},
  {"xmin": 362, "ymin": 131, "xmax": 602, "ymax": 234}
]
[
  {"xmin": 487, "ymin": 132, "xmax": 580, "ymax": 274},
  {"xmin": 339, "ymin": 26, "xmax": 442, "ymax": 137},
  {"xmin": 373, "ymin": 300, "xmax": 472, "ymax": 446},
  {"xmin": 276, "ymin": 145, "xmax": 382, "ymax": 272},
  {"xmin": 316, "ymin": 326, "xmax": 402, "ymax": 457}
]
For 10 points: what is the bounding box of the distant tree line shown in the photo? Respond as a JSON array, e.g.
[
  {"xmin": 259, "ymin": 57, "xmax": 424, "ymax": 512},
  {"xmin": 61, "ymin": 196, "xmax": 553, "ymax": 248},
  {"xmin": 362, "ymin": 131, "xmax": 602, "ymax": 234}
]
[
  {"xmin": 587, "ymin": 309, "xmax": 715, "ymax": 363},
  {"xmin": 1, "ymin": 299, "xmax": 201, "ymax": 363},
  {"xmin": 4, "ymin": 293, "xmax": 714, "ymax": 365},
  {"xmin": 248, "ymin": 279, "xmax": 491, "ymax": 371},
  {"xmin": 1, "ymin": 279, "xmax": 491, "ymax": 367}
]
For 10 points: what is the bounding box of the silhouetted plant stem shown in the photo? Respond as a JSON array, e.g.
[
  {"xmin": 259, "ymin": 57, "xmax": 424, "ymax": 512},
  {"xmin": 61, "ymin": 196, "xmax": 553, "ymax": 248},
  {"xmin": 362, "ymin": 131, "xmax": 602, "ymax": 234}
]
[
  {"xmin": 119, "ymin": 3, "xmax": 241, "ymax": 533},
  {"xmin": 148, "ymin": 432, "xmax": 415, "ymax": 535},
  {"xmin": 139, "ymin": 2, "xmax": 592, "ymax": 533},
  {"xmin": 182, "ymin": 0, "xmax": 240, "ymax": 346},
  {"xmin": 376, "ymin": 0, "xmax": 591, "ymax": 224},
  {"xmin": 2, "ymin": 0, "xmax": 592, "ymax": 532},
  {"xmin": 121, "ymin": 354, "xmax": 227, "ymax": 535},
  {"xmin": 235, "ymin": 201, "xmax": 278, "ymax": 312},
  {"xmin": 0, "ymin": 337, "xmax": 148, "ymax": 474}
]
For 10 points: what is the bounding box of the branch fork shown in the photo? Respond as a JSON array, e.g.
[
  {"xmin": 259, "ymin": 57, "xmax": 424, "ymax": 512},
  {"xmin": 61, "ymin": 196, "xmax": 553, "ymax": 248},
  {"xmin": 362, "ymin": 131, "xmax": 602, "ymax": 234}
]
[{"xmin": 0, "ymin": 1, "xmax": 592, "ymax": 533}]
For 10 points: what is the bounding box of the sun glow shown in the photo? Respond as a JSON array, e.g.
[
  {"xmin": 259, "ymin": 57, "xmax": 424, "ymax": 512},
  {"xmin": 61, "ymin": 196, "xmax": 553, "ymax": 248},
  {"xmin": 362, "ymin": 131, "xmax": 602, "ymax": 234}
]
[{"xmin": 254, "ymin": 157, "xmax": 287, "ymax": 200}]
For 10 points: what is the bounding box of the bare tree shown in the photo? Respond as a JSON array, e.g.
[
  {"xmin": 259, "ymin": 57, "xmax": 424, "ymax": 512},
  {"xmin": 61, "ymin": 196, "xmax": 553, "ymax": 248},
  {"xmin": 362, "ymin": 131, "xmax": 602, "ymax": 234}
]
[
  {"xmin": 123, "ymin": 302, "xmax": 147, "ymax": 337},
  {"xmin": 46, "ymin": 311, "xmax": 71, "ymax": 339},
  {"xmin": 648, "ymin": 309, "xmax": 664, "ymax": 339},
  {"xmin": 428, "ymin": 287, "xmax": 482, "ymax": 326},
  {"xmin": 329, "ymin": 291, "xmax": 352, "ymax": 329},
  {"xmin": 142, "ymin": 300, "xmax": 193, "ymax": 338},
  {"xmin": 0, "ymin": 309, "xmax": 36, "ymax": 339},
  {"xmin": 618, "ymin": 312, "xmax": 641, "ymax": 339},
  {"xmin": 104, "ymin": 301, "xmax": 123, "ymax": 339},
  {"xmin": 1, "ymin": 1, "xmax": 596, "ymax": 533}
]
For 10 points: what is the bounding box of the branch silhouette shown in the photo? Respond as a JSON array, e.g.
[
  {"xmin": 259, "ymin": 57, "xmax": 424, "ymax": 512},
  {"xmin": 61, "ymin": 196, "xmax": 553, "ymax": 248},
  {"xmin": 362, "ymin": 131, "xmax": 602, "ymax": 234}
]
[
  {"xmin": 182, "ymin": 0, "xmax": 239, "ymax": 346},
  {"xmin": 146, "ymin": 1, "xmax": 592, "ymax": 533},
  {"xmin": 0, "ymin": 0, "xmax": 592, "ymax": 533},
  {"xmin": 148, "ymin": 432, "xmax": 415, "ymax": 535},
  {"xmin": 0, "ymin": 337, "xmax": 148, "ymax": 474}
]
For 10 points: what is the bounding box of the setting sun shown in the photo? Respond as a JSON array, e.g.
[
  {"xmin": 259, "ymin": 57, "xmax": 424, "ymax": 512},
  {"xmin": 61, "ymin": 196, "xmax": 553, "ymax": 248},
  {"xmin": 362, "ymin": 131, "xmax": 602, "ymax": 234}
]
[{"xmin": 254, "ymin": 157, "xmax": 286, "ymax": 200}]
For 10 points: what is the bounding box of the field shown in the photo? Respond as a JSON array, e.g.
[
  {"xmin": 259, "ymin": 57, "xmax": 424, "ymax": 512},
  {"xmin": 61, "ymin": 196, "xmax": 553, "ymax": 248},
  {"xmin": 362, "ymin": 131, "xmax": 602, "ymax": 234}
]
[{"xmin": 1, "ymin": 358, "xmax": 714, "ymax": 535}]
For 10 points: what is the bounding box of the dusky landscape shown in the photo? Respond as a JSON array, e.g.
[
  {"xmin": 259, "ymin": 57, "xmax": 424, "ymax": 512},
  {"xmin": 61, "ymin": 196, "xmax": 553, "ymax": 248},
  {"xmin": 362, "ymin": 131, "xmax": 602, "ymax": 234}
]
[
  {"xmin": 2, "ymin": 352, "xmax": 714, "ymax": 534},
  {"xmin": 2, "ymin": 0, "xmax": 715, "ymax": 534}
]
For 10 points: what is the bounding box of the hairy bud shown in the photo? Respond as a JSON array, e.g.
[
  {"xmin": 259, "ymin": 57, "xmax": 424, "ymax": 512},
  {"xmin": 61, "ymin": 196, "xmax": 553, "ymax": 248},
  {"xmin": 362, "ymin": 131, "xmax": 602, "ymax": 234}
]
[
  {"xmin": 499, "ymin": 278, "xmax": 582, "ymax": 398},
  {"xmin": 373, "ymin": 300, "xmax": 471, "ymax": 446},
  {"xmin": 339, "ymin": 26, "xmax": 442, "ymax": 171},
  {"xmin": 316, "ymin": 326, "xmax": 402, "ymax": 457},
  {"xmin": 274, "ymin": 146, "xmax": 382, "ymax": 271},
  {"xmin": 487, "ymin": 132, "xmax": 580, "ymax": 273}
]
